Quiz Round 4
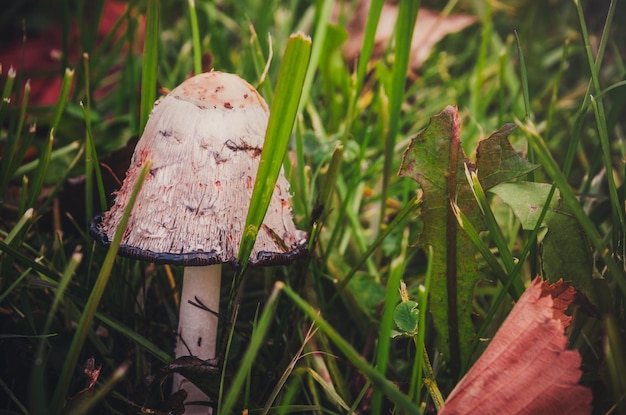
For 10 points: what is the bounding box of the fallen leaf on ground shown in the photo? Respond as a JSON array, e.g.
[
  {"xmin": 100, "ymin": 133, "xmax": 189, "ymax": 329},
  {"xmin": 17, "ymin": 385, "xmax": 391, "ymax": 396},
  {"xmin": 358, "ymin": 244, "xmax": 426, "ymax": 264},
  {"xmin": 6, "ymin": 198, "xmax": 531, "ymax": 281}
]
[
  {"xmin": 1, "ymin": 0, "xmax": 142, "ymax": 105},
  {"xmin": 440, "ymin": 278, "xmax": 592, "ymax": 415},
  {"xmin": 341, "ymin": 0, "xmax": 476, "ymax": 71}
]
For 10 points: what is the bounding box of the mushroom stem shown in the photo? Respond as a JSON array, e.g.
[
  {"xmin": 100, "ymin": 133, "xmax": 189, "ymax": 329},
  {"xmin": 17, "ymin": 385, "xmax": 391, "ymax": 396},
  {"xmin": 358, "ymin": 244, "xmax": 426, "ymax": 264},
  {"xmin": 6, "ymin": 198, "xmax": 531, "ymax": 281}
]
[{"xmin": 173, "ymin": 265, "xmax": 222, "ymax": 413}]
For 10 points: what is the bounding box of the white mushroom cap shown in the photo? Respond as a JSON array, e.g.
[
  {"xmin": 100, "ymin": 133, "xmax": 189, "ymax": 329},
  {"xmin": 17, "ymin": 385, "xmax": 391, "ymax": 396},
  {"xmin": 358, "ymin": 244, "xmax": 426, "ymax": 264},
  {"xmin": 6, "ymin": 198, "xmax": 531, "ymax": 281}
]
[{"xmin": 90, "ymin": 71, "xmax": 307, "ymax": 266}]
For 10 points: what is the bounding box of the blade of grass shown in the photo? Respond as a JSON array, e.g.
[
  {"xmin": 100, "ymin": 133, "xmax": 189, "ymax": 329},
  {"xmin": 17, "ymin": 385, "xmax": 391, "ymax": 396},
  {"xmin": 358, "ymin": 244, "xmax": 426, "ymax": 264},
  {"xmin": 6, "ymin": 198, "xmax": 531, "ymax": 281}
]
[
  {"xmin": 0, "ymin": 78, "xmax": 28, "ymax": 200},
  {"xmin": 411, "ymin": 246, "xmax": 433, "ymax": 403},
  {"xmin": 372, "ymin": 224, "xmax": 410, "ymax": 412},
  {"xmin": 3, "ymin": 208, "xmax": 33, "ymax": 245},
  {"xmin": 12, "ymin": 141, "xmax": 81, "ymax": 180},
  {"xmin": 0, "ymin": 377, "xmax": 28, "ymax": 415},
  {"xmin": 218, "ymin": 303, "xmax": 240, "ymax": 412},
  {"xmin": 64, "ymin": 360, "xmax": 131, "ymax": 415},
  {"xmin": 0, "ymin": 242, "xmax": 62, "ymax": 281},
  {"xmin": 544, "ymin": 40, "xmax": 570, "ymax": 139},
  {"xmin": 350, "ymin": 379, "xmax": 371, "ymax": 413},
  {"xmin": 188, "ymin": 0, "xmax": 202, "ymax": 75},
  {"xmin": 306, "ymin": 367, "xmax": 350, "ymax": 411},
  {"xmin": 249, "ymin": 25, "xmax": 274, "ymax": 103},
  {"xmin": 260, "ymin": 326, "xmax": 318, "ymax": 415},
  {"xmin": 81, "ymin": 101, "xmax": 107, "ymax": 215},
  {"xmin": 83, "ymin": 53, "xmax": 94, "ymax": 223},
  {"xmin": 139, "ymin": 0, "xmax": 159, "ymax": 134},
  {"xmin": 575, "ymin": 0, "xmax": 624, "ymax": 251},
  {"xmin": 82, "ymin": 54, "xmax": 107, "ymax": 221},
  {"xmin": 31, "ymin": 250, "xmax": 82, "ymax": 414},
  {"xmin": 603, "ymin": 313, "xmax": 626, "ymax": 409},
  {"xmin": 296, "ymin": 0, "xmax": 332, "ymax": 114},
  {"xmin": 379, "ymin": 0, "xmax": 420, "ymax": 236},
  {"xmin": 470, "ymin": 0, "xmax": 492, "ymax": 118},
  {"xmin": 0, "ymin": 268, "xmax": 31, "ymax": 305},
  {"xmin": 0, "ymin": 66, "xmax": 17, "ymax": 116},
  {"xmin": 50, "ymin": 161, "xmax": 152, "ymax": 413},
  {"xmin": 219, "ymin": 284, "xmax": 283, "ymax": 414},
  {"xmin": 308, "ymin": 143, "xmax": 344, "ymax": 249},
  {"xmin": 574, "ymin": 1, "xmax": 626, "ymax": 252},
  {"xmin": 25, "ymin": 131, "xmax": 54, "ymax": 213},
  {"xmin": 514, "ymin": 32, "xmax": 531, "ymax": 122},
  {"xmin": 75, "ymin": 0, "xmax": 105, "ymax": 56},
  {"xmin": 92, "ymin": 308, "xmax": 171, "ymax": 363},
  {"xmin": 464, "ymin": 165, "xmax": 525, "ymax": 296},
  {"xmin": 422, "ymin": 347, "xmax": 444, "ymax": 410},
  {"xmin": 33, "ymin": 143, "xmax": 85, "ymax": 221},
  {"xmin": 50, "ymin": 68, "xmax": 75, "ymax": 133},
  {"xmin": 354, "ymin": 0, "xmax": 384, "ymax": 96},
  {"xmin": 237, "ymin": 32, "xmax": 312, "ymax": 270}
]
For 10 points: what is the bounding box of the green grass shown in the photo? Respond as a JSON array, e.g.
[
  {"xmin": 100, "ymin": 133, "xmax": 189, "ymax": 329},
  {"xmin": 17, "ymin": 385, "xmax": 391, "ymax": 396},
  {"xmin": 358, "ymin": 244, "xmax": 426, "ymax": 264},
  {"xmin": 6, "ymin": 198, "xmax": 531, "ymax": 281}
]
[{"xmin": 1, "ymin": 0, "xmax": 625, "ymax": 413}]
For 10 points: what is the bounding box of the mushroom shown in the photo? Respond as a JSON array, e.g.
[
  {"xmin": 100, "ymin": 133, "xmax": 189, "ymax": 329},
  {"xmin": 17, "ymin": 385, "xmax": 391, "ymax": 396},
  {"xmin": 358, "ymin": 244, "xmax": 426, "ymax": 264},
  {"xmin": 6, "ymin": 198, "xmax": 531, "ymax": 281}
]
[{"xmin": 90, "ymin": 71, "xmax": 307, "ymax": 412}]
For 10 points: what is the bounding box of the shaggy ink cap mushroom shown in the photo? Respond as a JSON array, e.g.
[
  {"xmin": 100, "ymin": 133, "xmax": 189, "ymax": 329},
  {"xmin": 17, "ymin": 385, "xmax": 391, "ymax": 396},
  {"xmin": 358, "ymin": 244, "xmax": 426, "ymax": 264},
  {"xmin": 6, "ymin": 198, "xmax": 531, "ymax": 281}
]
[{"xmin": 90, "ymin": 71, "xmax": 308, "ymax": 267}]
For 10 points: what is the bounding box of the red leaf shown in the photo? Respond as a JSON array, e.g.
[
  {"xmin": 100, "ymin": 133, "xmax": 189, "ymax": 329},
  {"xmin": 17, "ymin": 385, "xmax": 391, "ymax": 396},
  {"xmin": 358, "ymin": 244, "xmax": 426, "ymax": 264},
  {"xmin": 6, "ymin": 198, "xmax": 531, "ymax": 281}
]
[
  {"xmin": 1, "ymin": 1, "xmax": 143, "ymax": 106},
  {"xmin": 440, "ymin": 278, "xmax": 592, "ymax": 415}
]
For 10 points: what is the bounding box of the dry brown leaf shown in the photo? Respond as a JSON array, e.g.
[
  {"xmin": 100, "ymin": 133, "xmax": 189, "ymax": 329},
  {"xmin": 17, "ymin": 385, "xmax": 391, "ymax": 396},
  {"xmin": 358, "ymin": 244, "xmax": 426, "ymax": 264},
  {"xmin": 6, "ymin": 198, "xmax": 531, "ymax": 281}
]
[
  {"xmin": 341, "ymin": 1, "xmax": 476, "ymax": 71},
  {"xmin": 83, "ymin": 357, "xmax": 102, "ymax": 390},
  {"xmin": 440, "ymin": 278, "xmax": 592, "ymax": 415}
]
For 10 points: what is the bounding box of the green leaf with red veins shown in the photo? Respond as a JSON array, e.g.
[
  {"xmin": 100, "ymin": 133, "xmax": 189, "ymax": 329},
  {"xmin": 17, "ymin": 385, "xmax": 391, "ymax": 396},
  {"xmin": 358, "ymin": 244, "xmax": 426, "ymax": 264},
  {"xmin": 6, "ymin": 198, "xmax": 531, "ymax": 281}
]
[{"xmin": 398, "ymin": 106, "xmax": 480, "ymax": 375}]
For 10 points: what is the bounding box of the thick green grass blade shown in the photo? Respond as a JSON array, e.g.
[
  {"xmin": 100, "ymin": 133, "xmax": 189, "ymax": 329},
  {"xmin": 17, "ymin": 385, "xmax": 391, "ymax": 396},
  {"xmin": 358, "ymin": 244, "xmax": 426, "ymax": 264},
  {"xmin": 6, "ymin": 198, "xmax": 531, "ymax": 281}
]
[
  {"xmin": 139, "ymin": 0, "xmax": 159, "ymax": 134},
  {"xmin": 50, "ymin": 161, "xmax": 152, "ymax": 413},
  {"xmin": 237, "ymin": 33, "xmax": 312, "ymax": 270}
]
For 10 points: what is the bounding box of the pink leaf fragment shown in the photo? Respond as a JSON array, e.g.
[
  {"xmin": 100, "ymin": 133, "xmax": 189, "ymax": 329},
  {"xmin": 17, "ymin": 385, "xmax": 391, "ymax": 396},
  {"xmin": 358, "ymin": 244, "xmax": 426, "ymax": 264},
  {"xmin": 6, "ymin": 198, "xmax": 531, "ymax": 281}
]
[
  {"xmin": 341, "ymin": 1, "xmax": 477, "ymax": 71},
  {"xmin": 440, "ymin": 278, "xmax": 592, "ymax": 415}
]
